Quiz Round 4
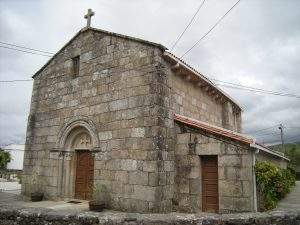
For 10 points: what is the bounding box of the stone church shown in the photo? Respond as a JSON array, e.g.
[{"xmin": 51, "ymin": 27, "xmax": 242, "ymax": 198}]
[{"xmin": 22, "ymin": 10, "xmax": 288, "ymax": 213}]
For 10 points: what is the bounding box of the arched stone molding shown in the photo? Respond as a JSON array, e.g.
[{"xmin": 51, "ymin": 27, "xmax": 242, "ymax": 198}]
[
  {"xmin": 56, "ymin": 116, "xmax": 100, "ymax": 151},
  {"xmin": 54, "ymin": 116, "xmax": 99, "ymax": 200}
]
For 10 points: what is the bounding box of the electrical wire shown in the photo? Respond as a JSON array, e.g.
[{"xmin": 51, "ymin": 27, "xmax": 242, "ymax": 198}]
[
  {"xmin": 170, "ymin": 0, "xmax": 207, "ymax": 51},
  {"xmin": 0, "ymin": 45, "xmax": 52, "ymax": 57},
  {"xmin": 255, "ymin": 132, "xmax": 280, "ymax": 138},
  {"xmin": 0, "ymin": 39, "xmax": 299, "ymax": 99},
  {"xmin": 0, "ymin": 79, "xmax": 33, "ymax": 83},
  {"xmin": 245, "ymin": 125, "xmax": 280, "ymax": 134},
  {"xmin": 217, "ymin": 83, "xmax": 300, "ymax": 98},
  {"xmin": 0, "ymin": 41, "xmax": 54, "ymax": 55},
  {"xmin": 180, "ymin": 0, "xmax": 241, "ymax": 58},
  {"xmin": 213, "ymin": 79, "xmax": 300, "ymax": 98},
  {"xmin": 263, "ymin": 134, "xmax": 300, "ymax": 144}
]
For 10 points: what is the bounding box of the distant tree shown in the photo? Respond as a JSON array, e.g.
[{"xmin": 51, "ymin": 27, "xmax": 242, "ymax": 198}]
[
  {"xmin": 270, "ymin": 143, "xmax": 300, "ymax": 169},
  {"xmin": 0, "ymin": 148, "xmax": 11, "ymax": 169},
  {"xmin": 285, "ymin": 145, "xmax": 300, "ymax": 168}
]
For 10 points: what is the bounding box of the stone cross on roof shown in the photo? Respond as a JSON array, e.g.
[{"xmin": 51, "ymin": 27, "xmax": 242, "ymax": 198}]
[{"xmin": 84, "ymin": 9, "xmax": 95, "ymax": 28}]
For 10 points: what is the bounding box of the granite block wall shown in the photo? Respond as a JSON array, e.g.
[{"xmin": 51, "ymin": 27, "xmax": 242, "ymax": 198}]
[
  {"xmin": 22, "ymin": 29, "xmax": 174, "ymax": 213},
  {"xmin": 173, "ymin": 127, "xmax": 254, "ymax": 213},
  {"xmin": 168, "ymin": 69, "xmax": 242, "ymax": 132}
]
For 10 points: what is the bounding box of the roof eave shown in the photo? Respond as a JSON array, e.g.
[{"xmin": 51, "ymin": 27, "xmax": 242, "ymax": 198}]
[
  {"xmin": 250, "ymin": 143, "xmax": 290, "ymax": 161},
  {"xmin": 174, "ymin": 113, "xmax": 253, "ymax": 145},
  {"xmin": 163, "ymin": 51, "xmax": 243, "ymax": 111}
]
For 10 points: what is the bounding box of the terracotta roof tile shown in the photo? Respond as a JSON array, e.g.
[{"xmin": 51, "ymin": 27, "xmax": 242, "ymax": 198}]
[{"xmin": 174, "ymin": 113, "xmax": 253, "ymax": 144}]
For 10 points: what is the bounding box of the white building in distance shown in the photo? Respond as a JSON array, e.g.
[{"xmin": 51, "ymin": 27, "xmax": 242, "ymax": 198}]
[{"xmin": 2, "ymin": 144, "xmax": 25, "ymax": 170}]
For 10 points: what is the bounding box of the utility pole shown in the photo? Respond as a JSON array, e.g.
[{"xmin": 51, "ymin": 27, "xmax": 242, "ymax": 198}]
[{"xmin": 278, "ymin": 124, "xmax": 285, "ymax": 154}]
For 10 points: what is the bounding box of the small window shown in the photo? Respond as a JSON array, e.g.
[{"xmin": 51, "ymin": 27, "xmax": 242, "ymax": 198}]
[{"xmin": 72, "ymin": 56, "xmax": 80, "ymax": 77}]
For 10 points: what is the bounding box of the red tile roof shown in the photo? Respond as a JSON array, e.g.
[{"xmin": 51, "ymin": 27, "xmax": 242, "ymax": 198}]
[
  {"xmin": 174, "ymin": 113, "xmax": 254, "ymax": 145},
  {"xmin": 174, "ymin": 114, "xmax": 289, "ymax": 161}
]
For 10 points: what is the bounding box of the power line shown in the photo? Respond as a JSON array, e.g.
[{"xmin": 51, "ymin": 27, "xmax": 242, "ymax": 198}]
[
  {"xmin": 219, "ymin": 84, "xmax": 300, "ymax": 98},
  {"xmin": 264, "ymin": 134, "xmax": 300, "ymax": 144},
  {"xmin": 0, "ymin": 41, "xmax": 54, "ymax": 55},
  {"xmin": 0, "ymin": 79, "xmax": 33, "ymax": 83},
  {"xmin": 216, "ymin": 79, "xmax": 300, "ymax": 98},
  {"xmin": 267, "ymin": 140, "xmax": 300, "ymax": 146},
  {"xmin": 285, "ymin": 134, "xmax": 300, "ymax": 140},
  {"xmin": 217, "ymin": 83, "xmax": 300, "ymax": 98},
  {"xmin": 213, "ymin": 79, "xmax": 300, "ymax": 98},
  {"xmin": 0, "ymin": 41, "xmax": 299, "ymax": 98},
  {"xmin": 180, "ymin": 0, "xmax": 241, "ymax": 58},
  {"xmin": 0, "ymin": 45, "xmax": 52, "ymax": 57},
  {"xmin": 170, "ymin": 0, "xmax": 207, "ymax": 51},
  {"xmin": 255, "ymin": 132, "xmax": 280, "ymax": 138},
  {"xmin": 245, "ymin": 125, "xmax": 279, "ymax": 134},
  {"xmin": 1, "ymin": 75, "xmax": 299, "ymax": 99},
  {"xmin": 249, "ymin": 124, "xmax": 300, "ymax": 134}
]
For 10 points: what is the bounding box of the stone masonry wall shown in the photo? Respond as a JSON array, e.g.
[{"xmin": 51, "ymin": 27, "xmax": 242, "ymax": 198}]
[
  {"xmin": 168, "ymin": 69, "xmax": 242, "ymax": 132},
  {"xmin": 256, "ymin": 152, "xmax": 288, "ymax": 169},
  {"xmin": 23, "ymin": 27, "xmax": 245, "ymax": 214},
  {"xmin": 174, "ymin": 123, "xmax": 254, "ymax": 213},
  {"xmin": 22, "ymin": 29, "xmax": 174, "ymax": 213}
]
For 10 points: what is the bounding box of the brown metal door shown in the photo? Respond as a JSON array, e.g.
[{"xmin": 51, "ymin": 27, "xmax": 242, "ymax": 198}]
[
  {"xmin": 202, "ymin": 155, "xmax": 219, "ymax": 213},
  {"xmin": 75, "ymin": 151, "xmax": 94, "ymax": 200}
]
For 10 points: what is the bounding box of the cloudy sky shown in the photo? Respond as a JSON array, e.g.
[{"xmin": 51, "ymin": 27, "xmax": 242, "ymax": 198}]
[{"xmin": 0, "ymin": 0, "xmax": 299, "ymax": 146}]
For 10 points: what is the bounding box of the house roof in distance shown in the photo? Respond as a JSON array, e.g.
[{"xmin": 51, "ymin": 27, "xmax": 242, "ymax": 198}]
[{"xmin": 252, "ymin": 142, "xmax": 290, "ymax": 161}]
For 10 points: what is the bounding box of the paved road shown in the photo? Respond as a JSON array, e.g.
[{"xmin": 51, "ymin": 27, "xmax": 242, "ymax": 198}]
[
  {"xmin": 0, "ymin": 192, "xmax": 89, "ymax": 213},
  {"xmin": 1, "ymin": 181, "xmax": 299, "ymax": 212},
  {"xmin": 277, "ymin": 181, "xmax": 300, "ymax": 210},
  {"xmin": 0, "ymin": 181, "xmax": 21, "ymax": 195}
]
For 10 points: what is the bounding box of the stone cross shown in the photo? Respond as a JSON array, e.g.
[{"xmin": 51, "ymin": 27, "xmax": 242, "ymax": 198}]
[{"xmin": 84, "ymin": 9, "xmax": 95, "ymax": 28}]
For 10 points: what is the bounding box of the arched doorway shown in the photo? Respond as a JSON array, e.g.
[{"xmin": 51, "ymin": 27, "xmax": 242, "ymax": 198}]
[
  {"xmin": 57, "ymin": 124, "xmax": 97, "ymax": 200},
  {"xmin": 66, "ymin": 128, "xmax": 94, "ymax": 200},
  {"xmin": 56, "ymin": 117, "xmax": 99, "ymax": 200}
]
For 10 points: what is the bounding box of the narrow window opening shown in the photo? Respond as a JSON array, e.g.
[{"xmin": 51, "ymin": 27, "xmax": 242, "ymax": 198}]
[{"xmin": 72, "ymin": 56, "xmax": 80, "ymax": 78}]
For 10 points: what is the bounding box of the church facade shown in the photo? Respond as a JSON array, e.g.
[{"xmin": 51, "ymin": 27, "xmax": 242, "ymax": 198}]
[{"xmin": 22, "ymin": 25, "xmax": 288, "ymax": 213}]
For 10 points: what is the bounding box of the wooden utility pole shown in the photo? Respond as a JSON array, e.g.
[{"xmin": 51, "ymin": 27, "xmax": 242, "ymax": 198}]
[{"xmin": 278, "ymin": 124, "xmax": 285, "ymax": 154}]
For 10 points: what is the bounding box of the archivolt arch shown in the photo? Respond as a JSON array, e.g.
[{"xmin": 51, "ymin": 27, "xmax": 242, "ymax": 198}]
[{"xmin": 56, "ymin": 116, "xmax": 99, "ymax": 150}]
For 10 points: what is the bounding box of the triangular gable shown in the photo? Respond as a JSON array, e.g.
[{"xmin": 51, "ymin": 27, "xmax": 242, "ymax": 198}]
[{"xmin": 32, "ymin": 27, "xmax": 167, "ymax": 78}]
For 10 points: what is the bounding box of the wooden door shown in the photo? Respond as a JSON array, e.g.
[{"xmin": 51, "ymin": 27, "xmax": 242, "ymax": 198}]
[
  {"xmin": 202, "ymin": 155, "xmax": 219, "ymax": 213},
  {"xmin": 75, "ymin": 151, "xmax": 94, "ymax": 200}
]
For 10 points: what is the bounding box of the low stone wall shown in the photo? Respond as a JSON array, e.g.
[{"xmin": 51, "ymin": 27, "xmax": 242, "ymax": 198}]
[{"xmin": 0, "ymin": 205, "xmax": 299, "ymax": 225}]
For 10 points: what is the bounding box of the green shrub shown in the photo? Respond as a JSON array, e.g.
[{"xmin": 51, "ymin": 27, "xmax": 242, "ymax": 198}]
[
  {"xmin": 0, "ymin": 149, "xmax": 11, "ymax": 169},
  {"xmin": 255, "ymin": 161, "xmax": 296, "ymax": 210}
]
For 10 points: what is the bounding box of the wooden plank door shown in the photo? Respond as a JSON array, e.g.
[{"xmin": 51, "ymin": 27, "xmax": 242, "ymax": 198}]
[
  {"xmin": 202, "ymin": 155, "xmax": 219, "ymax": 213},
  {"xmin": 75, "ymin": 151, "xmax": 94, "ymax": 200}
]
